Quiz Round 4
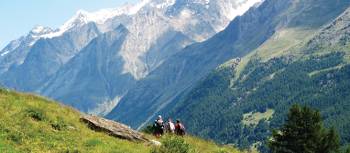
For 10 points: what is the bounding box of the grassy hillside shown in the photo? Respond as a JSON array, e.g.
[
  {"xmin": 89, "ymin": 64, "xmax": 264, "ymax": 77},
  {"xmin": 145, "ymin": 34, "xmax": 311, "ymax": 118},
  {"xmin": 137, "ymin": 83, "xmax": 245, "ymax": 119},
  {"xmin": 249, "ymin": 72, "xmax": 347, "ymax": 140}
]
[
  {"xmin": 0, "ymin": 88, "xmax": 150, "ymax": 153},
  {"xmin": 0, "ymin": 88, "xmax": 243, "ymax": 153}
]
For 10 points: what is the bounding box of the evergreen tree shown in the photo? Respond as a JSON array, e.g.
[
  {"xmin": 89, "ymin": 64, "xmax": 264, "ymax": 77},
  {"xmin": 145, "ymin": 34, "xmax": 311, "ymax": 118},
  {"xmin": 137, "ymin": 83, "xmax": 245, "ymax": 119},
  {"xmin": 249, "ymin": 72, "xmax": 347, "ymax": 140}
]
[
  {"xmin": 269, "ymin": 104, "xmax": 340, "ymax": 153},
  {"xmin": 345, "ymin": 145, "xmax": 350, "ymax": 153},
  {"xmin": 317, "ymin": 128, "xmax": 340, "ymax": 153}
]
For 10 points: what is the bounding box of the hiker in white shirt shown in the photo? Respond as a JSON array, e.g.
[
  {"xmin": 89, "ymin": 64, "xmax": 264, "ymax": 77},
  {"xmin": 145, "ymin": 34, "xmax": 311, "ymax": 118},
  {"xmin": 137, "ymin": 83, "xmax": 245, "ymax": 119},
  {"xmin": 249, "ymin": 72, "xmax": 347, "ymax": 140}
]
[{"xmin": 166, "ymin": 118, "xmax": 175, "ymax": 133}]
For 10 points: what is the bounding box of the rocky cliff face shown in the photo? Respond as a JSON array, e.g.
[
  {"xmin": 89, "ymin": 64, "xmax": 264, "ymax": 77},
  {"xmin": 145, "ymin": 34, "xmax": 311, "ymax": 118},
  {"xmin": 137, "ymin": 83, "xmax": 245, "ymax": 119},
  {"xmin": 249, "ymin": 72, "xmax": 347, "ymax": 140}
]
[
  {"xmin": 0, "ymin": 26, "xmax": 54, "ymax": 74},
  {"xmin": 306, "ymin": 7, "xmax": 350, "ymax": 51},
  {"xmin": 0, "ymin": 23, "xmax": 101, "ymax": 92},
  {"xmin": 40, "ymin": 25, "xmax": 131, "ymax": 114}
]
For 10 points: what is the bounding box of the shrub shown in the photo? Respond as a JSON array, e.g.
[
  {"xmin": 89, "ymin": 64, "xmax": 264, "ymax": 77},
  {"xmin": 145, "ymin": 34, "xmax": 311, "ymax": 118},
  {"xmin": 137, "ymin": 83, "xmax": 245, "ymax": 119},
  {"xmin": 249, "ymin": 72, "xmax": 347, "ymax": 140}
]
[
  {"xmin": 151, "ymin": 135, "xmax": 193, "ymax": 153},
  {"xmin": 25, "ymin": 108, "xmax": 46, "ymax": 121},
  {"xmin": 345, "ymin": 145, "xmax": 350, "ymax": 153},
  {"xmin": 51, "ymin": 117, "xmax": 67, "ymax": 131},
  {"xmin": 214, "ymin": 148, "xmax": 230, "ymax": 153},
  {"xmin": 84, "ymin": 139, "xmax": 102, "ymax": 147},
  {"xmin": 6, "ymin": 130, "xmax": 25, "ymax": 144},
  {"xmin": 64, "ymin": 149, "xmax": 80, "ymax": 153},
  {"xmin": 141, "ymin": 124, "xmax": 155, "ymax": 134}
]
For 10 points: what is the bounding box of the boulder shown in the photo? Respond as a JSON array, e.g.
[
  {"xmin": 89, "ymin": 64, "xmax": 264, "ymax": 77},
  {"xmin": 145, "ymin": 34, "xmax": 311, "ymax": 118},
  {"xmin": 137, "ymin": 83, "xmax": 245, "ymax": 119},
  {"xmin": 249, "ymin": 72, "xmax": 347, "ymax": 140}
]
[{"xmin": 80, "ymin": 115, "xmax": 149, "ymax": 142}]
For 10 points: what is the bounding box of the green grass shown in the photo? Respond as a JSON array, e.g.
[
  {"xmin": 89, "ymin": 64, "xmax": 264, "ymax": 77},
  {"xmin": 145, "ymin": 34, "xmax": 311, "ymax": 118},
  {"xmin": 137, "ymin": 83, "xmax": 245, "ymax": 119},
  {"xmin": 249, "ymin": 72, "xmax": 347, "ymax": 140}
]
[
  {"xmin": 242, "ymin": 109, "xmax": 275, "ymax": 127},
  {"xmin": 150, "ymin": 134, "xmax": 248, "ymax": 153},
  {"xmin": 0, "ymin": 88, "xmax": 149, "ymax": 153},
  {"xmin": 308, "ymin": 64, "xmax": 345, "ymax": 77},
  {"xmin": 254, "ymin": 28, "xmax": 316, "ymax": 61},
  {"xmin": 0, "ymin": 89, "xmax": 243, "ymax": 153},
  {"xmin": 228, "ymin": 28, "xmax": 317, "ymax": 84}
]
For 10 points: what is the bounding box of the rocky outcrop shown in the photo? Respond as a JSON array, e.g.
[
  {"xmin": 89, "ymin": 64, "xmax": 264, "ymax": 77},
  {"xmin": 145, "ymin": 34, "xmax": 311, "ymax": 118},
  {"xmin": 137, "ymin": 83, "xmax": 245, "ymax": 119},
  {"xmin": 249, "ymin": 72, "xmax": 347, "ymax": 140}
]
[{"xmin": 80, "ymin": 115, "xmax": 149, "ymax": 142}]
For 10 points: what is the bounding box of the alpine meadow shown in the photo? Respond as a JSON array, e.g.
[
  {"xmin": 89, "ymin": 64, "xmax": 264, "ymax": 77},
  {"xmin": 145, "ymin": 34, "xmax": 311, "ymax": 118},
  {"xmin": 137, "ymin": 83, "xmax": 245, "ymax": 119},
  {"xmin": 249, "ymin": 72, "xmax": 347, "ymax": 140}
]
[{"xmin": 1, "ymin": 0, "xmax": 350, "ymax": 153}]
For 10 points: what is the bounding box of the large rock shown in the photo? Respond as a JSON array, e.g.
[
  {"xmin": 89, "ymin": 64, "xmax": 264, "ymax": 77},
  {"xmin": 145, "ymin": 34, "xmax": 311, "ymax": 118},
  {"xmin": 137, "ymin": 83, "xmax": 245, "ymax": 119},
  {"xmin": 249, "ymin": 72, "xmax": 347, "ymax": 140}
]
[{"xmin": 80, "ymin": 115, "xmax": 149, "ymax": 142}]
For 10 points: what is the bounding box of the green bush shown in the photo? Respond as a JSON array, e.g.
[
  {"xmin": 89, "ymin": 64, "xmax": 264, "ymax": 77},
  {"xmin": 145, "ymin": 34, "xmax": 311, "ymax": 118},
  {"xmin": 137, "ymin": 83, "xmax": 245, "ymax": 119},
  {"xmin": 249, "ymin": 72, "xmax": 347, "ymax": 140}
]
[
  {"xmin": 25, "ymin": 108, "xmax": 46, "ymax": 121},
  {"xmin": 151, "ymin": 136, "xmax": 193, "ymax": 153},
  {"xmin": 345, "ymin": 145, "xmax": 350, "ymax": 153},
  {"xmin": 84, "ymin": 139, "xmax": 102, "ymax": 147},
  {"xmin": 141, "ymin": 124, "xmax": 155, "ymax": 134},
  {"xmin": 214, "ymin": 148, "xmax": 230, "ymax": 153},
  {"xmin": 6, "ymin": 130, "xmax": 24, "ymax": 144},
  {"xmin": 50, "ymin": 117, "xmax": 67, "ymax": 131},
  {"xmin": 63, "ymin": 149, "xmax": 80, "ymax": 153}
]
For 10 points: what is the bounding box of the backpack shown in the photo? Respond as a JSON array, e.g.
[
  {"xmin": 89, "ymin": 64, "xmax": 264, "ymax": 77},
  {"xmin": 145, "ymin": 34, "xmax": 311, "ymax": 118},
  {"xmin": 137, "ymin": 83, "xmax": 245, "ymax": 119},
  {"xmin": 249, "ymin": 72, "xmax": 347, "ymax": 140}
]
[
  {"xmin": 153, "ymin": 122, "xmax": 158, "ymax": 128},
  {"xmin": 155, "ymin": 120, "xmax": 164, "ymax": 129},
  {"xmin": 179, "ymin": 123, "xmax": 185, "ymax": 131},
  {"xmin": 176, "ymin": 123, "xmax": 185, "ymax": 135}
]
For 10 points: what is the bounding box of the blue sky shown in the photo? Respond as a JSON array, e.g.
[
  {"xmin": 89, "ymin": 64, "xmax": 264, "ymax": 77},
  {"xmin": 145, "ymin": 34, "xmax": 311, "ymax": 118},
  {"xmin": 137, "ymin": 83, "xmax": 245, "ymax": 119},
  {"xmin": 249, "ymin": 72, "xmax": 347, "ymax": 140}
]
[{"xmin": 0, "ymin": 0, "xmax": 138, "ymax": 49}]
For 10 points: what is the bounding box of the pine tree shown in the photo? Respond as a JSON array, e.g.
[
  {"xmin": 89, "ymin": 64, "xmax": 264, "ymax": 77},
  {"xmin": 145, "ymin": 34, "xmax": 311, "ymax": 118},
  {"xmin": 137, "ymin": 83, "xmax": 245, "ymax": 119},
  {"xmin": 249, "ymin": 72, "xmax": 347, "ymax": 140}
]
[
  {"xmin": 269, "ymin": 104, "xmax": 340, "ymax": 153},
  {"xmin": 345, "ymin": 145, "xmax": 350, "ymax": 153},
  {"xmin": 317, "ymin": 128, "xmax": 340, "ymax": 153}
]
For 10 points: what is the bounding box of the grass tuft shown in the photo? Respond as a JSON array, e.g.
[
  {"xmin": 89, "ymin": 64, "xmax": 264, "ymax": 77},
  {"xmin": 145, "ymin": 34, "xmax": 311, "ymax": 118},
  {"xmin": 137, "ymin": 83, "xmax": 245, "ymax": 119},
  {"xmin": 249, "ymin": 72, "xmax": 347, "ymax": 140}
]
[{"xmin": 25, "ymin": 108, "xmax": 46, "ymax": 121}]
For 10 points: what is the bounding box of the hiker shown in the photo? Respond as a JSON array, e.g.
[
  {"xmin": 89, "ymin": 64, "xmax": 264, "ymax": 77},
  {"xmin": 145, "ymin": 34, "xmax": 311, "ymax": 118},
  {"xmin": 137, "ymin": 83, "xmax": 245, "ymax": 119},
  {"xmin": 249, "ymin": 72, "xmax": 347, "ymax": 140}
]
[
  {"xmin": 153, "ymin": 115, "xmax": 164, "ymax": 137},
  {"xmin": 165, "ymin": 118, "xmax": 175, "ymax": 133},
  {"xmin": 175, "ymin": 119, "xmax": 186, "ymax": 136}
]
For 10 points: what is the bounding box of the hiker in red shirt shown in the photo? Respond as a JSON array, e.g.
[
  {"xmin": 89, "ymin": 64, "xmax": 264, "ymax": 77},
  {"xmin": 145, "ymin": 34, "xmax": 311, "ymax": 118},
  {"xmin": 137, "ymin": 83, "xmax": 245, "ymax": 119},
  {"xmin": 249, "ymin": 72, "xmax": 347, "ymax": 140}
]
[{"xmin": 175, "ymin": 119, "xmax": 186, "ymax": 136}]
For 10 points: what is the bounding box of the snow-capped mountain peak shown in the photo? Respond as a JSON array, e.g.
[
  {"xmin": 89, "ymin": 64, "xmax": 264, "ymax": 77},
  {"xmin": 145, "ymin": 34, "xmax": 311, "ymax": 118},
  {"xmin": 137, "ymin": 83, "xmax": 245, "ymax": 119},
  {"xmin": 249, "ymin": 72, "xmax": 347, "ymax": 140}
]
[
  {"xmin": 149, "ymin": 0, "xmax": 176, "ymax": 9},
  {"xmin": 39, "ymin": 0, "xmax": 152, "ymax": 39},
  {"xmin": 192, "ymin": 0, "xmax": 210, "ymax": 5},
  {"xmin": 128, "ymin": 0, "xmax": 152, "ymax": 14},
  {"xmin": 224, "ymin": 0, "xmax": 263, "ymax": 19},
  {"xmin": 0, "ymin": 0, "xmax": 265, "ymax": 116},
  {"xmin": 0, "ymin": 25, "xmax": 53, "ymax": 57},
  {"xmin": 30, "ymin": 26, "xmax": 53, "ymax": 35},
  {"xmin": 0, "ymin": 38, "xmax": 24, "ymax": 56},
  {"xmin": 40, "ymin": 10, "xmax": 95, "ymax": 38},
  {"xmin": 6, "ymin": 0, "xmax": 263, "ymax": 41}
]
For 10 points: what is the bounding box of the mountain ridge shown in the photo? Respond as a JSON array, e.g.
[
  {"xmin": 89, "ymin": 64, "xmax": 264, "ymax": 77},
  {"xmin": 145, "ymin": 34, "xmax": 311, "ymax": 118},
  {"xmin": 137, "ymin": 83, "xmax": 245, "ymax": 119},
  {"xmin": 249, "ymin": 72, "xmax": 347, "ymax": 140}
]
[{"xmin": 0, "ymin": 0, "xmax": 261, "ymax": 115}]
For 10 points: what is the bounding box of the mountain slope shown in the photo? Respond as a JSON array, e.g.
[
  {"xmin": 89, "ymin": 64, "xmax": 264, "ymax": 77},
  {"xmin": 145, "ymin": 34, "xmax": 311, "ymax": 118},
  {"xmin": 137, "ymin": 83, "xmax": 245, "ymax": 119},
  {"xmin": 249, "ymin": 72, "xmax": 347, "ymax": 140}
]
[
  {"xmin": 169, "ymin": 3, "xmax": 350, "ymax": 151},
  {"xmin": 42, "ymin": 0, "xmax": 262, "ymax": 114},
  {"xmin": 40, "ymin": 25, "xmax": 135, "ymax": 114},
  {"xmin": 0, "ymin": 26, "xmax": 54, "ymax": 74},
  {"xmin": 0, "ymin": 88, "xmax": 149, "ymax": 153},
  {"xmin": 107, "ymin": 0, "xmax": 350, "ymax": 130},
  {"xmin": 0, "ymin": 88, "xmax": 242, "ymax": 153},
  {"xmin": 0, "ymin": 0, "xmax": 261, "ymax": 115},
  {"xmin": 0, "ymin": 22, "xmax": 101, "ymax": 92}
]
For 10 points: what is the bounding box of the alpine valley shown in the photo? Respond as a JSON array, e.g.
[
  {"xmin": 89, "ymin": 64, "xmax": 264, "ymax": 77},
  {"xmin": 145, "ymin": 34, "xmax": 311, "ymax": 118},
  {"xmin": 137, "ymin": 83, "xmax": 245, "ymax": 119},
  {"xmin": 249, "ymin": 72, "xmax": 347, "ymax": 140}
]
[{"xmin": 1, "ymin": 0, "xmax": 350, "ymax": 152}]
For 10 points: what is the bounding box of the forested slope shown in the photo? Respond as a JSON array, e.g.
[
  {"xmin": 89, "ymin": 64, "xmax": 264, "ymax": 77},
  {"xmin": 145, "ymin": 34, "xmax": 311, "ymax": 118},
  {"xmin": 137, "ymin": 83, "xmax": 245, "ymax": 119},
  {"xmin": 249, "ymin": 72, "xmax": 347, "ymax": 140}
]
[{"xmin": 170, "ymin": 4, "xmax": 350, "ymax": 152}]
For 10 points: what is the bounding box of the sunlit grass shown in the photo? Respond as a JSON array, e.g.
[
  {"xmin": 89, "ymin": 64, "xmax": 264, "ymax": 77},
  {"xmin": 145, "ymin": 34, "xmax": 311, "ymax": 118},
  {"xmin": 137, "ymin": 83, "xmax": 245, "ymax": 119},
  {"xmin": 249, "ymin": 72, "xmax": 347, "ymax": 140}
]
[
  {"xmin": 0, "ymin": 89, "xmax": 149, "ymax": 153},
  {"xmin": 149, "ymin": 134, "xmax": 245, "ymax": 153},
  {"xmin": 0, "ymin": 89, "xmax": 245, "ymax": 153}
]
